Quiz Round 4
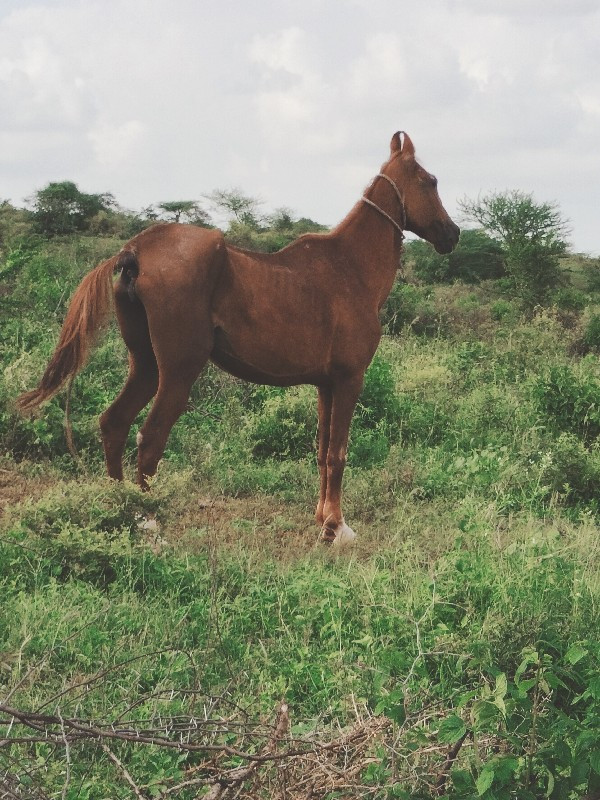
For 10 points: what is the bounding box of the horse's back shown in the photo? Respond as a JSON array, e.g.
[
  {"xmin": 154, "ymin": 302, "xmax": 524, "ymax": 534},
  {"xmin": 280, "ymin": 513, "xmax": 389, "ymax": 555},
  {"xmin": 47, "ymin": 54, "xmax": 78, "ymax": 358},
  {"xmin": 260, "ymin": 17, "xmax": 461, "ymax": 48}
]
[{"xmin": 128, "ymin": 223, "xmax": 226, "ymax": 309}]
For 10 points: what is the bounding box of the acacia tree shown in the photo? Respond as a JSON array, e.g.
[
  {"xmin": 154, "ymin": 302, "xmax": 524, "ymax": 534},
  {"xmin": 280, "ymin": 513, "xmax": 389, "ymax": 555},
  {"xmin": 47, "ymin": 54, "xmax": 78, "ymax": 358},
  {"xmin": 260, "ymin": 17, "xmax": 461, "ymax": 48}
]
[
  {"xmin": 205, "ymin": 188, "xmax": 263, "ymax": 228},
  {"xmin": 459, "ymin": 191, "xmax": 570, "ymax": 305},
  {"xmin": 156, "ymin": 201, "xmax": 212, "ymax": 226}
]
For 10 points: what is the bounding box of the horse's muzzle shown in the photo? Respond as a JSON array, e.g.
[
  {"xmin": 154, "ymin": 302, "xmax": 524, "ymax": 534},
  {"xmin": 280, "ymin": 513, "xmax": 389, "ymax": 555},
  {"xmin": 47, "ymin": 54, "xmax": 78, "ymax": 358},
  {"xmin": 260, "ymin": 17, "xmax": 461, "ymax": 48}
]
[{"xmin": 433, "ymin": 221, "xmax": 460, "ymax": 254}]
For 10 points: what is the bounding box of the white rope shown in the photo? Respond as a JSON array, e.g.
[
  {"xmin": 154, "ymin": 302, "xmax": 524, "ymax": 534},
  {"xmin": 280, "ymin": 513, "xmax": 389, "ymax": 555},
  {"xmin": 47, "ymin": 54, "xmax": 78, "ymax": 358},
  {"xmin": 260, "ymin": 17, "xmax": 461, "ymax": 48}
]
[{"xmin": 361, "ymin": 173, "xmax": 406, "ymax": 238}]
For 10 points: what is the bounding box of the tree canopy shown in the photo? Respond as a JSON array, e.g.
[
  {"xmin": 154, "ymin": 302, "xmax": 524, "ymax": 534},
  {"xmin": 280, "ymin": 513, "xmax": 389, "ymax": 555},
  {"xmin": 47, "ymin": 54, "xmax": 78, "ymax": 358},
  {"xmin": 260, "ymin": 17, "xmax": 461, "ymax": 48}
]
[
  {"xmin": 459, "ymin": 191, "xmax": 570, "ymax": 305},
  {"xmin": 156, "ymin": 201, "xmax": 212, "ymax": 226},
  {"xmin": 29, "ymin": 181, "xmax": 117, "ymax": 237}
]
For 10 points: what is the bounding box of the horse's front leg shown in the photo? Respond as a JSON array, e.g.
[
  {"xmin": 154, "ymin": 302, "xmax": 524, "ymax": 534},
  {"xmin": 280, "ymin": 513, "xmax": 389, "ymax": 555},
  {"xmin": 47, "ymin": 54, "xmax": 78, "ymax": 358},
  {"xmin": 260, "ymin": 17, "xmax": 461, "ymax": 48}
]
[
  {"xmin": 320, "ymin": 374, "xmax": 364, "ymax": 545},
  {"xmin": 315, "ymin": 385, "xmax": 332, "ymax": 526}
]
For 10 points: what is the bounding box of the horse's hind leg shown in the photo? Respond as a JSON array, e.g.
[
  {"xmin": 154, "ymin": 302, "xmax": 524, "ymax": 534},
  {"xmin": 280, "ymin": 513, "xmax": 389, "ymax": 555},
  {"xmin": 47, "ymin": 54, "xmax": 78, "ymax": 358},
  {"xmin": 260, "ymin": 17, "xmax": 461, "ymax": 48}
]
[
  {"xmin": 100, "ymin": 286, "xmax": 159, "ymax": 480},
  {"xmin": 134, "ymin": 307, "xmax": 213, "ymax": 488},
  {"xmin": 135, "ymin": 356, "xmax": 208, "ymax": 488}
]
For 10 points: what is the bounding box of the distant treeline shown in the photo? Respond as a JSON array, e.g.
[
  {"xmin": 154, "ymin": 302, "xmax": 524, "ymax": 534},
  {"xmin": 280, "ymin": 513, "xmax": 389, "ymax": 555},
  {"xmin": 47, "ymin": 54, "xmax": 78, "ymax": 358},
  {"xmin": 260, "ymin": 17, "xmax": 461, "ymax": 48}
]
[
  {"xmin": 2, "ymin": 181, "xmax": 598, "ymax": 307},
  {"xmin": 0, "ymin": 181, "xmax": 328, "ymax": 253}
]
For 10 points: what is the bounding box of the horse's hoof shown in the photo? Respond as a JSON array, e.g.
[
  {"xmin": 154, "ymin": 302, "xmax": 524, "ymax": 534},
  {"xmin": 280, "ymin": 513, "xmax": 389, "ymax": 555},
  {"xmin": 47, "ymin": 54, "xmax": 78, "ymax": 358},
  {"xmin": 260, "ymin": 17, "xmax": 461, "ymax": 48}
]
[
  {"xmin": 320, "ymin": 521, "xmax": 357, "ymax": 547},
  {"xmin": 333, "ymin": 522, "xmax": 357, "ymax": 547},
  {"xmin": 136, "ymin": 514, "xmax": 159, "ymax": 531}
]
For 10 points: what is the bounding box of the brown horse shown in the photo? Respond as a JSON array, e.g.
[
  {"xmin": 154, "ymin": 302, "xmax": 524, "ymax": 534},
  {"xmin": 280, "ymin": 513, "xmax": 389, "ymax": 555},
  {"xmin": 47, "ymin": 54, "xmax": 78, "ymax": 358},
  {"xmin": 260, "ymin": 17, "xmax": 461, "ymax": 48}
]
[{"xmin": 18, "ymin": 132, "xmax": 459, "ymax": 544}]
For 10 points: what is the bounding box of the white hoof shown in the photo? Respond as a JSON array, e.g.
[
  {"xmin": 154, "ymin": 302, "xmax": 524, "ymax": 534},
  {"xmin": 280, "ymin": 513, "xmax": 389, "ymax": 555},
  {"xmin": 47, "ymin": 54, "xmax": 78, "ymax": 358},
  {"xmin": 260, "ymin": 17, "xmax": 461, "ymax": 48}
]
[
  {"xmin": 332, "ymin": 522, "xmax": 357, "ymax": 547},
  {"xmin": 136, "ymin": 515, "xmax": 159, "ymax": 532}
]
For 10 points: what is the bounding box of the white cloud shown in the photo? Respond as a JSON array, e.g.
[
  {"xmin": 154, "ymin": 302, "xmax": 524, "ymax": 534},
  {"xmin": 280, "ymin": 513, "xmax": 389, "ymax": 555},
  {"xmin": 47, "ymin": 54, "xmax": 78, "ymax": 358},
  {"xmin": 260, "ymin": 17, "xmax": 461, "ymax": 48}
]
[
  {"xmin": 0, "ymin": 0, "xmax": 599, "ymax": 253},
  {"xmin": 88, "ymin": 120, "xmax": 146, "ymax": 167}
]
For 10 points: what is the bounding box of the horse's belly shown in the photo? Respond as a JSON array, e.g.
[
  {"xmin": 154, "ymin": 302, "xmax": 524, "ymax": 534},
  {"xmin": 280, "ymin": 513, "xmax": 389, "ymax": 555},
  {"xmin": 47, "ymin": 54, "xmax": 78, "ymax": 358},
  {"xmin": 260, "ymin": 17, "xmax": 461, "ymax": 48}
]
[{"xmin": 210, "ymin": 326, "xmax": 326, "ymax": 386}]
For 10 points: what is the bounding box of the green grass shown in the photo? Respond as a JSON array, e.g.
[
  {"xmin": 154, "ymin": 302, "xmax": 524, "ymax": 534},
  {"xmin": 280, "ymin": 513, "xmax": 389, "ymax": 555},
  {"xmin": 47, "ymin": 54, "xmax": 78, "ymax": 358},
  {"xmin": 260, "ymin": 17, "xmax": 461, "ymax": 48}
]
[
  {"xmin": 2, "ymin": 477, "xmax": 600, "ymax": 797},
  {"xmin": 3, "ymin": 234, "xmax": 600, "ymax": 796}
]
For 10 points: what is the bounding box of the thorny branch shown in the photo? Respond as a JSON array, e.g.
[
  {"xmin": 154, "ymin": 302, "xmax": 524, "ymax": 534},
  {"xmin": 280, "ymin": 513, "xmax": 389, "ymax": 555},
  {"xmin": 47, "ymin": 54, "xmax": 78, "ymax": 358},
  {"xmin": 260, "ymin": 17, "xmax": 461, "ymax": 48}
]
[{"xmin": 0, "ymin": 696, "xmax": 399, "ymax": 799}]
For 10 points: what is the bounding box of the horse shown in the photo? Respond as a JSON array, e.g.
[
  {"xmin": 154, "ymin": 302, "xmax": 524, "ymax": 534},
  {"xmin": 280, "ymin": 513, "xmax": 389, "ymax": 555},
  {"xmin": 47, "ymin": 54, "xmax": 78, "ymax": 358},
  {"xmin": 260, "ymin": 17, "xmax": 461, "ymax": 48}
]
[{"xmin": 18, "ymin": 131, "xmax": 459, "ymax": 544}]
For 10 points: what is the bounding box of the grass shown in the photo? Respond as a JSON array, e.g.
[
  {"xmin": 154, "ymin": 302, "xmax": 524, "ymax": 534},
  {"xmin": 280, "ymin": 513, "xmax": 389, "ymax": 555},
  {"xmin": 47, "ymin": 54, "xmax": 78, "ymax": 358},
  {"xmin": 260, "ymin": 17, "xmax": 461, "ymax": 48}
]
[{"xmin": 3, "ymin": 234, "xmax": 600, "ymax": 796}]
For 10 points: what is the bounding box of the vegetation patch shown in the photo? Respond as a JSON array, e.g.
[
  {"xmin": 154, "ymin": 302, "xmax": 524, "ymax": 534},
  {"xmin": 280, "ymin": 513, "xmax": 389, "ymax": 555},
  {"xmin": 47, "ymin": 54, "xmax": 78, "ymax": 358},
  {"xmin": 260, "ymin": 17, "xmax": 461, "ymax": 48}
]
[{"xmin": 2, "ymin": 190, "xmax": 600, "ymax": 796}]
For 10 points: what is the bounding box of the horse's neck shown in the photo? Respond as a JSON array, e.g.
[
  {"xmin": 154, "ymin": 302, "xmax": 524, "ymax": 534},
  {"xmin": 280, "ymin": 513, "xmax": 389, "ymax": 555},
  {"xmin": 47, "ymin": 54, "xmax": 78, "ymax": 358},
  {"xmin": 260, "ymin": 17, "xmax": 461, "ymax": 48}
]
[{"xmin": 334, "ymin": 194, "xmax": 403, "ymax": 306}]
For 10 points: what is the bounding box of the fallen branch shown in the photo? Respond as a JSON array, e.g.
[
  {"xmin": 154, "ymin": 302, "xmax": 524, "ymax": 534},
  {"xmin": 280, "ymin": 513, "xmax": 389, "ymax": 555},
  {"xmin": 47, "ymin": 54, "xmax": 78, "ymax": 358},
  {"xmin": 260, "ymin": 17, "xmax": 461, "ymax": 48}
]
[{"xmin": 434, "ymin": 730, "xmax": 469, "ymax": 795}]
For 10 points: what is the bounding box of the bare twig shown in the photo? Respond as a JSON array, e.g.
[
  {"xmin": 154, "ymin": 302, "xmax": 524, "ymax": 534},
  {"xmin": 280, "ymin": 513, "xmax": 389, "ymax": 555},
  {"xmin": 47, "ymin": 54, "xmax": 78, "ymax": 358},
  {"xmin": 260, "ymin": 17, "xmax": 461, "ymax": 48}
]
[
  {"xmin": 57, "ymin": 711, "xmax": 71, "ymax": 800},
  {"xmin": 63, "ymin": 376, "xmax": 81, "ymax": 465},
  {"xmin": 101, "ymin": 743, "xmax": 148, "ymax": 800}
]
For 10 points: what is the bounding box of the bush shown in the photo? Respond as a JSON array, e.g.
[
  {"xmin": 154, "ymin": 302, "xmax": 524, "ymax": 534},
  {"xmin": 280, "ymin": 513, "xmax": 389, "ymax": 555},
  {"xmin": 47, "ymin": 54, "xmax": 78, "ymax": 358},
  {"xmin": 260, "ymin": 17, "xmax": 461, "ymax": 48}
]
[
  {"xmin": 381, "ymin": 282, "xmax": 438, "ymax": 335},
  {"xmin": 584, "ymin": 258, "xmax": 600, "ymax": 292},
  {"xmin": 536, "ymin": 432, "xmax": 600, "ymax": 506},
  {"xmin": 490, "ymin": 299, "xmax": 518, "ymax": 321},
  {"xmin": 408, "ymin": 228, "xmax": 506, "ymax": 284},
  {"xmin": 460, "ymin": 190, "xmax": 569, "ymax": 307},
  {"xmin": 505, "ymin": 239, "xmax": 563, "ymax": 307},
  {"xmin": 532, "ymin": 365, "xmax": 600, "ymax": 443},
  {"xmin": 355, "ymin": 354, "xmax": 401, "ymax": 431},
  {"xmin": 248, "ymin": 386, "xmax": 316, "ymax": 460},
  {"xmin": 30, "ymin": 181, "xmax": 117, "ymax": 237},
  {"xmin": 582, "ymin": 313, "xmax": 600, "ymax": 350},
  {"xmin": 550, "ymin": 286, "xmax": 588, "ymax": 311},
  {"xmin": 2, "ymin": 480, "xmax": 162, "ymax": 587}
]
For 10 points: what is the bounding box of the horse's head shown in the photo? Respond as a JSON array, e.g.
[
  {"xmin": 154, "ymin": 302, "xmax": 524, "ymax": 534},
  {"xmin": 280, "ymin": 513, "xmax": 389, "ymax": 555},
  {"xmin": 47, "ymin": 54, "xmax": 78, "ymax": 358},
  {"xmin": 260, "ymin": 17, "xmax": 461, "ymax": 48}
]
[{"xmin": 385, "ymin": 131, "xmax": 460, "ymax": 254}]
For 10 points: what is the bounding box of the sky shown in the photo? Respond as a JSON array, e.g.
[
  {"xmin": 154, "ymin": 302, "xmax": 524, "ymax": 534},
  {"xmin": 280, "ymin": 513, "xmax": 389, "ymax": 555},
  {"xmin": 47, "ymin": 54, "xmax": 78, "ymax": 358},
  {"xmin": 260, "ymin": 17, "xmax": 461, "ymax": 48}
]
[{"xmin": 1, "ymin": 0, "xmax": 599, "ymax": 254}]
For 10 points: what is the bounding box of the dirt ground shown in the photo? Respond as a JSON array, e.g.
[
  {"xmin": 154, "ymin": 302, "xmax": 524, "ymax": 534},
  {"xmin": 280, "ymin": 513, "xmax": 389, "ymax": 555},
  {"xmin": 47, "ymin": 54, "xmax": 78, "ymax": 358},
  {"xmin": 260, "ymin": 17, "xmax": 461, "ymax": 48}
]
[
  {"xmin": 0, "ymin": 463, "xmax": 56, "ymax": 516},
  {"xmin": 0, "ymin": 459, "xmax": 345, "ymax": 562}
]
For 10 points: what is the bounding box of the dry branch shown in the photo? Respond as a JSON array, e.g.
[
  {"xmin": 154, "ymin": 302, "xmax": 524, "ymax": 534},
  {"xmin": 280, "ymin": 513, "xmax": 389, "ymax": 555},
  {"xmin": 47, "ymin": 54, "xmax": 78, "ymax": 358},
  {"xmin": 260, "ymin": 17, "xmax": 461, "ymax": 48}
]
[{"xmin": 0, "ymin": 697, "xmax": 400, "ymax": 799}]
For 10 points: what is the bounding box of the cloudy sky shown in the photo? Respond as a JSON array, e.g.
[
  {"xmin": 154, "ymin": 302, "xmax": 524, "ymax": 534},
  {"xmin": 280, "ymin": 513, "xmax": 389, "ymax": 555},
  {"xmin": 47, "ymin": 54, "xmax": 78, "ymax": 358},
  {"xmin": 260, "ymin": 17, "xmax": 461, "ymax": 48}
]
[{"xmin": 1, "ymin": 0, "xmax": 599, "ymax": 253}]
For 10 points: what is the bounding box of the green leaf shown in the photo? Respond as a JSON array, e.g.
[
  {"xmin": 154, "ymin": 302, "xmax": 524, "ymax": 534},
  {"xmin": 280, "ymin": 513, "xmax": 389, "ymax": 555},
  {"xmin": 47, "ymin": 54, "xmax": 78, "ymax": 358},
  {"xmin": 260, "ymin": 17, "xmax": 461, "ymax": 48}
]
[
  {"xmin": 494, "ymin": 672, "xmax": 508, "ymax": 699},
  {"xmin": 515, "ymin": 677, "xmax": 537, "ymax": 694},
  {"xmin": 516, "ymin": 650, "xmax": 539, "ymax": 683},
  {"xmin": 590, "ymin": 748, "xmax": 600, "ymax": 775},
  {"xmin": 374, "ymin": 699, "xmax": 386, "ymax": 715},
  {"xmin": 451, "ymin": 768, "xmax": 474, "ymax": 792},
  {"xmin": 571, "ymin": 759, "xmax": 589, "ymax": 786},
  {"xmin": 438, "ymin": 714, "xmax": 467, "ymax": 744},
  {"xmin": 565, "ymin": 644, "xmax": 588, "ymax": 665},
  {"xmin": 493, "ymin": 755, "xmax": 519, "ymax": 783},
  {"xmin": 472, "ymin": 699, "xmax": 500, "ymax": 731},
  {"xmin": 493, "ymin": 695, "xmax": 506, "ymax": 718},
  {"xmin": 389, "ymin": 785, "xmax": 410, "ymax": 798},
  {"xmin": 552, "ymin": 739, "xmax": 572, "ymax": 768},
  {"xmin": 476, "ymin": 766, "xmax": 495, "ymax": 796}
]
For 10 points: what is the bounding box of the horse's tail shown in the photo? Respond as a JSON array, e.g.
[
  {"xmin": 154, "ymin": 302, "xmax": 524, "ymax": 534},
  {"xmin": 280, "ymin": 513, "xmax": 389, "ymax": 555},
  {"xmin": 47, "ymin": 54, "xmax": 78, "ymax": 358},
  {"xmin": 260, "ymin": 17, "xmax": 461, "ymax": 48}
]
[{"xmin": 17, "ymin": 254, "xmax": 122, "ymax": 413}]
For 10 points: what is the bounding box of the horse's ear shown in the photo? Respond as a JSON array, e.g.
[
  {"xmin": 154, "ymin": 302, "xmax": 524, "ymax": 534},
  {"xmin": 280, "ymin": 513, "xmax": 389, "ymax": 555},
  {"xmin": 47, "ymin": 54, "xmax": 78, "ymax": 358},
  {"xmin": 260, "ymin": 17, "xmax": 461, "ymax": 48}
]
[
  {"xmin": 390, "ymin": 132, "xmax": 402, "ymax": 152},
  {"xmin": 400, "ymin": 131, "xmax": 415, "ymax": 157},
  {"xmin": 390, "ymin": 131, "xmax": 415, "ymax": 157}
]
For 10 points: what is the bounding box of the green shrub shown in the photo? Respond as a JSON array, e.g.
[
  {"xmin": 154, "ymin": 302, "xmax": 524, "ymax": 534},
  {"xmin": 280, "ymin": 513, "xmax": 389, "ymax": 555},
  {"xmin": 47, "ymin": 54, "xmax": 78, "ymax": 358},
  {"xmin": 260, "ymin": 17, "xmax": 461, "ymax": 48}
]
[
  {"xmin": 551, "ymin": 286, "xmax": 588, "ymax": 311},
  {"xmin": 407, "ymin": 229, "xmax": 506, "ymax": 284},
  {"xmin": 532, "ymin": 365, "xmax": 600, "ymax": 443},
  {"xmin": 381, "ymin": 282, "xmax": 444, "ymax": 336},
  {"xmin": 490, "ymin": 299, "xmax": 519, "ymax": 322},
  {"xmin": 356, "ymin": 353, "xmax": 401, "ymax": 430},
  {"xmin": 584, "ymin": 258, "xmax": 600, "ymax": 292},
  {"xmin": 536, "ymin": 433, "xmax": 600, "ymax": 506},
  {"xmin": 583, "ymin": 313, "xmax": 600, "ymax": 350},
  {"xmin": 455, "ymin": 385, "xmax": 520, "ymax": 448},
  {"xmin": 248, "ymin": 386, "xmax": 316, "ymax": 460},
  {"xmin": 381, "ymin": 282, "xmax": 433, "ymax": 335},
  {"xmin": 348, "ymin": 425, "xmax": 391, "ymax": 467},
  {"xmin": 2, "ymin": 481, "xmax": 162, "ymax": 587}
]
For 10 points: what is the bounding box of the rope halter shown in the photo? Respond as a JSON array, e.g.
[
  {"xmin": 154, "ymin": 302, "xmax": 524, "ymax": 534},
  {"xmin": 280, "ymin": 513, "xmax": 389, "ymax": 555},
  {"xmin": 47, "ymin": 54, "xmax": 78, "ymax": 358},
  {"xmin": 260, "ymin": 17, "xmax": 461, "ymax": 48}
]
[{"xmin": 361, "ymin": 173, "xmax": 406, "ymax": 239}]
